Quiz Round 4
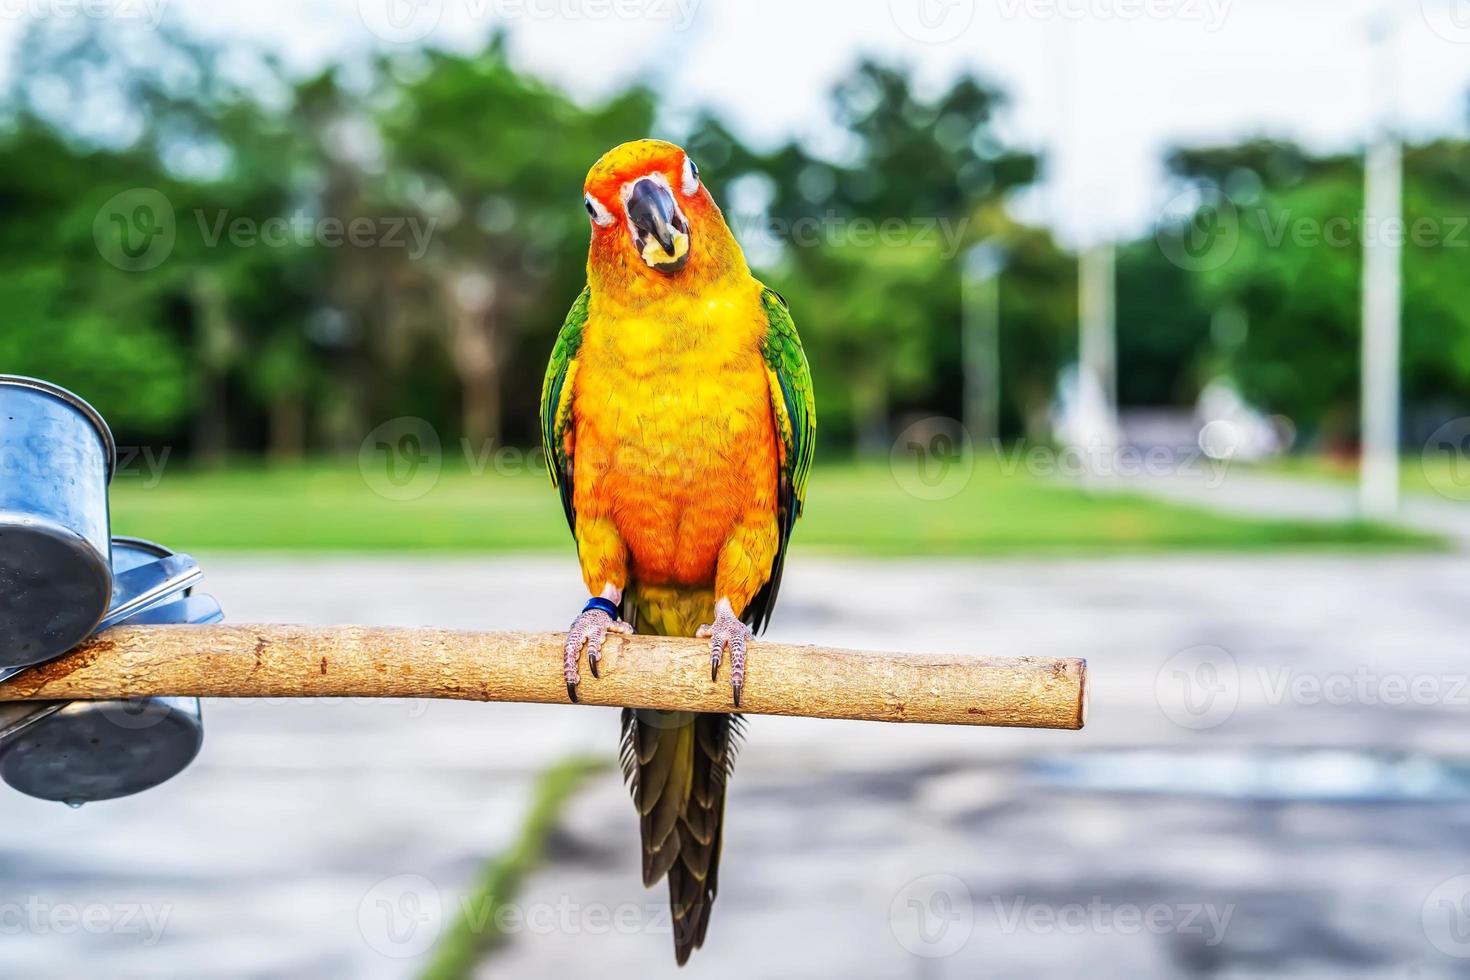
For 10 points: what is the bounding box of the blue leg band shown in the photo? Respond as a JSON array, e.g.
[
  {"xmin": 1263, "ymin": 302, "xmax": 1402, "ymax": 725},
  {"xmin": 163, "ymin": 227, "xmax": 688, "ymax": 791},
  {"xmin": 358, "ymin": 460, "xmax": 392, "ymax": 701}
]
[{"xmin": 582, "ymin": 596, "xmax": 619, "ymax": 619}]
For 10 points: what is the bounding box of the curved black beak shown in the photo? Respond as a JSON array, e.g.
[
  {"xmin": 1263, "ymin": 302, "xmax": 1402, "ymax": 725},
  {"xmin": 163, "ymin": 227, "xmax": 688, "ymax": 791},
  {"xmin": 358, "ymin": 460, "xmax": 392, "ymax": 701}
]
[{"xmin": 625, "ymin": 177, "xmax": 689, "ymax": 273}]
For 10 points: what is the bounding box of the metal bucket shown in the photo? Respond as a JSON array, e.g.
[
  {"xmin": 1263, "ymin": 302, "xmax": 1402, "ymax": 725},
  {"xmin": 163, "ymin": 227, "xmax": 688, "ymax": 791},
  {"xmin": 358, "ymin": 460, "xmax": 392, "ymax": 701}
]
[
  {"xmin": 0, "ymin": 537, "xmax": 219, "ymax": 804},
  {"xmin": 0, "ymin": 375, "xmax": 117, "ymax": 672}
]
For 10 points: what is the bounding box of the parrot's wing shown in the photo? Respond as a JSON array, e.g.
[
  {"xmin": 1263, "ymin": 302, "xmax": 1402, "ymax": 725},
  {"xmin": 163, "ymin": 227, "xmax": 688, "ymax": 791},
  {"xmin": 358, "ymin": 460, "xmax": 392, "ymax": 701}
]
[
  {"xmin": 540, "ymin": 285, "xmax": 591, "ymax": 536},
  {"xmin": 745, "ymin": 286, "xmax": 816, "ymax": 634}
]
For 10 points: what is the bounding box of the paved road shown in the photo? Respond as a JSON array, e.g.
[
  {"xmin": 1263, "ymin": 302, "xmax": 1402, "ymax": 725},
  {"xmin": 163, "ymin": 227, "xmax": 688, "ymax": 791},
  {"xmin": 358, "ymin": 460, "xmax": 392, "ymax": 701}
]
[{"xmin": 1, "ymin": 555, "xmax": 1468, "ymax": 978}]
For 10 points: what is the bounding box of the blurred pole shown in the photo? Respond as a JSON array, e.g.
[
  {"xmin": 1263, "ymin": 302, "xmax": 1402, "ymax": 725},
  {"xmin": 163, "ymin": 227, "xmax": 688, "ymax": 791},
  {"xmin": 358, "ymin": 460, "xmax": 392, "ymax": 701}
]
[
  {"xmin": 1051, "ymin": 19, "xmax": 1119, "ymax": 460},
  {"xmin": 1359, "ymin": 8, "xmax": 1402, "ymax": 519},
  {"xmin": 962, "ymin": 243, "xmax": 1004, "ymax": 447},
  {"xmin": 1079, "ymin": 239, "xmax": 1118, "ymax": 439}
]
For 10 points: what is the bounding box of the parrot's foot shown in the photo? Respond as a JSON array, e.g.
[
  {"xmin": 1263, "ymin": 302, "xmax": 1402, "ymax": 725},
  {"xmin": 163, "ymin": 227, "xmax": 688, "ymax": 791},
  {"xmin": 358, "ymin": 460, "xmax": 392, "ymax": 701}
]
[
  {"xmin": 697, "ymin": 599, "xmax": 752, "ymax": 708},
  {"xmin": 564, "ymin": 604, "xmax": 633, "ymax": 703}
]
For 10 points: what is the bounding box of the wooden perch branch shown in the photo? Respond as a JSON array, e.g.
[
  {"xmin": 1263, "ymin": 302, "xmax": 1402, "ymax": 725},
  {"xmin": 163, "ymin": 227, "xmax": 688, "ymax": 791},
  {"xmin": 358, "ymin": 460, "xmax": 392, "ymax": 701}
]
[{"xmin": 0, "ymin": 625, "xmax": 1087, "ymax": 730}]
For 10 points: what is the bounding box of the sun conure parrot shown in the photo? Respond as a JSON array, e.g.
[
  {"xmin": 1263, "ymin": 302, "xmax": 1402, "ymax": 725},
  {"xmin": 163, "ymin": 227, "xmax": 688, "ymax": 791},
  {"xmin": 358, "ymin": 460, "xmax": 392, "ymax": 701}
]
[{"xmin": 539, "ymin": 139, "xmax": 815, "ymax": 964}]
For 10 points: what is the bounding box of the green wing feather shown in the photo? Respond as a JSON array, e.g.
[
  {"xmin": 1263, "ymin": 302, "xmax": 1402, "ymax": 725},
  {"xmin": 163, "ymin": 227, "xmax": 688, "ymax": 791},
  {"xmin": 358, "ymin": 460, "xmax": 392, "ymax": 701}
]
[
  {"xmin": 540, "ymin": 286, "xmax": 590, "ymax": 535},
  {"xmin": 744, "ymin": 286, "xmax": 816, "ymax": 634}
]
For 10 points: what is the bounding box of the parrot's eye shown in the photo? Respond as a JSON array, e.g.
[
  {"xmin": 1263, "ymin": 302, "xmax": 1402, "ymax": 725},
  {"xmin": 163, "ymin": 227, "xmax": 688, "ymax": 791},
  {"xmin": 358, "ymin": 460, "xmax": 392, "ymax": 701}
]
[
  {"xmin": 584, "ymin": 193, "xmax": 613, "ymax": 228},
  {"xmin": 681, "ymin": 156, "xmax": 700, "ymax": 196}
]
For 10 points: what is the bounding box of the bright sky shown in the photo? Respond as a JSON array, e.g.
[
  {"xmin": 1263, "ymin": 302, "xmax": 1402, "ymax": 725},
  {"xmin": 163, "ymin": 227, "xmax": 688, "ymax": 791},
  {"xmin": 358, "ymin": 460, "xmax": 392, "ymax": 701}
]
[{"xmin": 3, "ymin": 0, "xmax": 1469, "ymax": 244}]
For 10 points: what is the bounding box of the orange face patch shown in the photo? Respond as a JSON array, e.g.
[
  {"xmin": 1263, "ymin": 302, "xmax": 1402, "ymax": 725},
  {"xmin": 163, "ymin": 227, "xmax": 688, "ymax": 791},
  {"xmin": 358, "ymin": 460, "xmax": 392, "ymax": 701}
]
[
  {"xmin": 581, "ymin": 139, "xmax": 733, "ymax": 292},
  {"xmin": 583, "ymin": 139, "xmax": 693, "ymax": 215}
]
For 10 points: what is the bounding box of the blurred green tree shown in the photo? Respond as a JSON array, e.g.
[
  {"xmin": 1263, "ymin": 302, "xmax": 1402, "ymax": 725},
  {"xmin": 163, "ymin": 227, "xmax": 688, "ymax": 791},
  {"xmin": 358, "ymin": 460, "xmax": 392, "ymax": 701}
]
[
  {"xmin": 691, "ymin": 60, "xmax": 1041, "ymax": 449},
  {"xmin": 12, "ymin": 15, "xmax": 1464, "ymax": 462},
  {"xmin": 1166, "ymin": 139, "xmax": 1470, "ymax": 445},
  {"xmin": 375, "ymin": 35, "xmax": 656, "ymax": 448}
]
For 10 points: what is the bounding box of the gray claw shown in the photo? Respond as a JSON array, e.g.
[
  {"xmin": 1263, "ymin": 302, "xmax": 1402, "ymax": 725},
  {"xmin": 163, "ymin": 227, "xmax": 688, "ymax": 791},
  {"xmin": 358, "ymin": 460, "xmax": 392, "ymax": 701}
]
[
  {"xmin": 699, "ymin": 609, "xmax": 751, "ymax": 708},
  {"xmin": 564, "ymin": 606, "xmax": 632, "ymax": 703}
]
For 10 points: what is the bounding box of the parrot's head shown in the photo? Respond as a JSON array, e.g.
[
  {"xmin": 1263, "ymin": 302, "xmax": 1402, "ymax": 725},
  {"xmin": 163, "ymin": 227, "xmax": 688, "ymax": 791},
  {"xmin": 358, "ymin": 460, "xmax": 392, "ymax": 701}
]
[{"xmin": 582, "ymin": 139, "xmax": 745, "ymax": 295}]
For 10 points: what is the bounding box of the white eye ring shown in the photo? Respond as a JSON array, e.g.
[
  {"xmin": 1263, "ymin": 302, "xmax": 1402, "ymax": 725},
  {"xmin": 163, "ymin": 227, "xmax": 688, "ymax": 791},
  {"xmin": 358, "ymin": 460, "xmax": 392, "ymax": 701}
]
[
  {"xmin": 584, "ymin": 193, "xmax": 613, "ymax": 227},
  {"xmin": 681, "ymin": 156, "xmax": 700, "ymax": 196}
]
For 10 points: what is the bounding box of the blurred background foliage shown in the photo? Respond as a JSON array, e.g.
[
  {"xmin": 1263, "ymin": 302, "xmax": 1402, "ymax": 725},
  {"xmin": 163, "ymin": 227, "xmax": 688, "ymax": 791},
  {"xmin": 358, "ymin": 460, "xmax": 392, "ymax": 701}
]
[{"xmin": 5, "ymin": 17, "xmax": 1470, "ymax": 461}]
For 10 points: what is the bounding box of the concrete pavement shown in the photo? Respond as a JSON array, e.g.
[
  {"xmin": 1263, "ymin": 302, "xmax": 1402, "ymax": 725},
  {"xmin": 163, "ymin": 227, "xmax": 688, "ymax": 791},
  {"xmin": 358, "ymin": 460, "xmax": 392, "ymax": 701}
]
[{"xmin": 0, "ymin": 555, "xmax": 1467, "ymax": 978}]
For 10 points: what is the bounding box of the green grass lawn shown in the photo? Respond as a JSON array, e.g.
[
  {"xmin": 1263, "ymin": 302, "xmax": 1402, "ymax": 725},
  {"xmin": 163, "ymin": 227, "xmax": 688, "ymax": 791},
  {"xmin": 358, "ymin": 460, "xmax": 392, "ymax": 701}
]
[{"xmin": 108, "ymin": 457, "xmax": 1436, "ymax": 555}]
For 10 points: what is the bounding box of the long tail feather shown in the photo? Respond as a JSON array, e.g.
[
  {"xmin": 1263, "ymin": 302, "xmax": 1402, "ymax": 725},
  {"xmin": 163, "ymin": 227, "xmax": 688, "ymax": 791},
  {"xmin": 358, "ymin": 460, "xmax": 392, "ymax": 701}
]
[{"xmin": 618, "ymin": 585, "xmax": 743, "ymax": 965}]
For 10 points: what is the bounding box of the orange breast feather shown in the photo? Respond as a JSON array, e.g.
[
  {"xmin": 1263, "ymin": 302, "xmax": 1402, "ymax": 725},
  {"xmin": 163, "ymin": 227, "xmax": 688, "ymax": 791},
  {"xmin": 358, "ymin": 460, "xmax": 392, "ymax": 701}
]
[{"xmin": 571, "ymin": 286, "xmax": 779, "ymax": 591}]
